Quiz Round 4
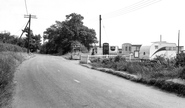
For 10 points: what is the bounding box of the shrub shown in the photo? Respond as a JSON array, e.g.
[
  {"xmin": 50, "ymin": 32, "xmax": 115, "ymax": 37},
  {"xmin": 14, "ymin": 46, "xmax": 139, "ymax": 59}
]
[
  {"xmin": 81, "ymin": 44, "xmax": 88, "ymax": 53},
  {"xmin": 175, "ymin": 53, "xmax": 185, "ymax": 67},
  {"xmin": 90, "ymin": 55, "xmax": 185, "ymax": 97},
  {"xmin": 114, "ymin": 55, "xmax": 126, "ymax": 62},
  {"xmin": 91, "ymin": 55, "xmax": 185, "ymax": 80},
  {"xmin": 115, "ymin": 61, "xmax": 128, "ymax": 71},
  {"xmin": 178, "ymin": 67, "xmax": 185, "ymax": 79},
  {"xmin": 89, "ymin": 57, "xmax": 100, "ymax": 63},
  {"xmin": 0, "ymin": 43, "xmax": 26, "ymax": 52}
]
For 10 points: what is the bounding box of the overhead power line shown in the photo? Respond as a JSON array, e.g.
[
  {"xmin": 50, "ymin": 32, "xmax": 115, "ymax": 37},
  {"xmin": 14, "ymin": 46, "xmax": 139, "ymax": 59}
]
[
  {"xmin": 13, "ymin": 21, "xmax": 28, "ymax": 35},
  {"xmin": 103, "ymin": 0, "xmax": 162, "ymax": 20},
  {"xmin": 102, "ymin": 20, "xmax": 109, "ymax": 42},
  {"xmin": 24, "ymin": 0, "xmax": 29, "ymax": 15}
]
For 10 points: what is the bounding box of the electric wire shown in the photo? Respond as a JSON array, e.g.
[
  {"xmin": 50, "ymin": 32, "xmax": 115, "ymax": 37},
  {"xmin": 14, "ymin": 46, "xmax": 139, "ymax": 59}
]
[
  {"xmin": 103, "ymin": 0, "xmax": 149, "ymax": 17},
  {"xmin": 13, "ymin": 21, "xmax": 28, "ymax": 36},
  {"xmin": 24, "ymin": 0, "xmax": 29, "ymax": 15},
  {"xmin": 87, "ymin": 0, "xmax": 161, "ymax": 22},
  {"xmin": 102, "ymin": 20, "xmax": 109, "ymax": 43},
  {"xmin": 104, "ymin": 0, "xmax": 160, "ymax": 19},
  {"xmin": 103, "ymin": 0, "xmax": 162, "ymax": 20}
]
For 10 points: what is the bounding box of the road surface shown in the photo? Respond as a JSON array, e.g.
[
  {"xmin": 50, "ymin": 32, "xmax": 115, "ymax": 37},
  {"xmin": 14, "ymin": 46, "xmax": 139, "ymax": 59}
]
[{"xmin": 12, "ymin": 54, "xmax": 185, "ymax": 108}]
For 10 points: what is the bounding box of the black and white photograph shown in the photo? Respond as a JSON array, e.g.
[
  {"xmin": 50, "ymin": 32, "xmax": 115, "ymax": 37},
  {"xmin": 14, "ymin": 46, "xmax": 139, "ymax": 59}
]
[{"xmin": 0, "ymin": 0, "xmax": 185, "ymax": 107}]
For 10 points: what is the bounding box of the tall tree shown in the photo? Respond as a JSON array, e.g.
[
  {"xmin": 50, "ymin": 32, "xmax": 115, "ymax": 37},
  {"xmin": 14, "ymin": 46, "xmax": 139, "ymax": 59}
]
[{"xmin": 42, "ymin": 13, "xmax": 97, "ymax": 54}]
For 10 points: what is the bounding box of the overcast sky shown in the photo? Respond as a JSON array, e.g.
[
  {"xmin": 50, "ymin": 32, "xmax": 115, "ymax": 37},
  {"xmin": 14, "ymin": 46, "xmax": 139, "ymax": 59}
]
[{"xmin": 0, "ymin": 0, "xmax": 185, "ymax": 47}]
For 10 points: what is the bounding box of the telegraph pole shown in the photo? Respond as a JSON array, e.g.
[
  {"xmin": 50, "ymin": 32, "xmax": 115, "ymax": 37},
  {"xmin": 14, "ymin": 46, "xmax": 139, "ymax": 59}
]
[
  {"xmin": 24, "ymin": 14, "xmax": 37, "ymax": 53},
  {"xmin": 177, "ymin": 30, "xmax": 180, "ymax": 55},
  {"xmin": 99, "ymin": 15, "xmax": 102, "ymax": 48}
]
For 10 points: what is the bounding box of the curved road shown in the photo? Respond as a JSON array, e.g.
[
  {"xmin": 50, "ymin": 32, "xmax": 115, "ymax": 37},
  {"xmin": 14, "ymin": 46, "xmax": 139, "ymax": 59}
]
[{"xmin": 12, "ymin": 54, "xmax": 185, "ymax": 108}]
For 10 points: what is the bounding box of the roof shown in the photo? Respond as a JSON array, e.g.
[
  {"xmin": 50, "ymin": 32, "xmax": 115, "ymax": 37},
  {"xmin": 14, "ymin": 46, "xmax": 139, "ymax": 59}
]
[
  {"xmin": 131, "ymin": 44, "xmax": 142, "ymax": 47},
  {"xmin": 140, "ymin": 46, "xmax": 150, "ymax": 52}
]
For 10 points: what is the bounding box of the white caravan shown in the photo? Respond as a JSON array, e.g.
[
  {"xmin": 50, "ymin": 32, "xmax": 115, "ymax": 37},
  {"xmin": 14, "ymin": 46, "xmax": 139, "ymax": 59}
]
[
  {"xmin": 109, "ymin": 46, "xmax": 119, "ymax": 55},
  {"xmin": 139, "ymin": 41, "xmax": 177, "ymax": 60}
]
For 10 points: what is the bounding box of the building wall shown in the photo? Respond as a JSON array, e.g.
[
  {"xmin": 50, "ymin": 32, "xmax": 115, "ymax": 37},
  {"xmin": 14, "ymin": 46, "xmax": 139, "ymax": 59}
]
[{"xmin": 122, "ymin": 43, "xmax": 132, "ymax": 55}]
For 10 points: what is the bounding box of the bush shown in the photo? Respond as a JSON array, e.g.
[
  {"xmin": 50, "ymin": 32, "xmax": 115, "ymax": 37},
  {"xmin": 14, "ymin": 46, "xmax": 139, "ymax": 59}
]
[
  {"xmin": 91, "ymin": 55, "xmax": 185, "ymax": 80},
  {"xmin": 178, "ymin": 67, "xmax": 185, "ymax": 79},
  {"xmin": 114, "ymin": 55, "xmax": 126, "ymax": 62},
  {"xmin": 0, "ymin": 43, "xmax": 26, "ymax": 52},
  {"xmin": 90, "ymin": 55, "xmax": 185, "ymax": 97},
  {"xmin": 90, "ymin": 57, "xmax": 101, "ymax": 63},
  {"xmin": 175, "ymin": 53, "xmax": 185, "ymax": 67}
]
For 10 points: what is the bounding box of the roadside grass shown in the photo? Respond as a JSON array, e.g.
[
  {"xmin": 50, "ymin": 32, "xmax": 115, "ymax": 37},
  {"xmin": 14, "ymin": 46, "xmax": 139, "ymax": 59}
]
[
  {"xmin": 89, "ymin": 55, "xmax": 185, "ymax": 97},
  {"xmin": 0, "ymin": 43, "xmax": 27, "ymax": 107},
  {"xmin": 0, "ymin": 43, "xmax": 26, "ymax": 52}
]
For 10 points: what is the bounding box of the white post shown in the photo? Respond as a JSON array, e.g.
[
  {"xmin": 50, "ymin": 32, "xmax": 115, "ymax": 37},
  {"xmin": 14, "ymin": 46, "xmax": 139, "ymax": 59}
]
[
  {"xmin": 129, "ymin": 54, "xmax": 132, "ymax": 62},
  {"xmin": 87, "ymin": 55, "xmax": 90, "ymax": 64}
]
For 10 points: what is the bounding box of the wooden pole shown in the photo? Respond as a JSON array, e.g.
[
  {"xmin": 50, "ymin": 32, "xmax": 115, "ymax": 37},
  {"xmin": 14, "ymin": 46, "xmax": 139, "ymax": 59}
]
[
  {"xmin": 99, "ymin": 15, "xmax": 101, "ymax": 48},
  {"xmin": 178, "ymin": 30, "xmax": 180, "ymax": 55},
  {"xmin": 24, "ymin": 14, "xmax": 37, "ymax": 53}
]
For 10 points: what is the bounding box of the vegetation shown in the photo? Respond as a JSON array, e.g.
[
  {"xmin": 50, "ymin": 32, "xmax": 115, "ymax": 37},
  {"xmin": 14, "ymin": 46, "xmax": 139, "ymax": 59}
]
[
  {"xmin": 90, "ymin": 55, "xmax": 185, "ymax": 96},
  {"xmin": 0, "ymin": 31, "xmax": 41, "ymax": 53},
  {"xmin": 0, "ymin": 43, "xmax": 27, "ymax": 52},
  {"xmin": 0, "ymin": 43, "xmax": 27, "ymax": 107},
  {"xmin": 41, "ymin": 13, "xmax": 97, "ymax": 55},
  {"xmin": 91, "ymin": 55, "xmax": 185, "ymax": 80}
]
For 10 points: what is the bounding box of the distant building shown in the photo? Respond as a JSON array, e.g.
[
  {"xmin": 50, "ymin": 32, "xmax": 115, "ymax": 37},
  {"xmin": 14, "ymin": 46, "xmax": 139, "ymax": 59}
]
[
  {"xmin": 122, "ymin": 43, "xmax": 142, "ymax": 55},
  {"xmin": 131, "ymin": 44, "xmax": 142, "ymax": 52},
  {"xmin": 177, "ymin": 46, "xmax": 184, "ymax": 53},
  {"xmin": 122, "ymin": 43, "xmax": 132, "ymax": 55}
]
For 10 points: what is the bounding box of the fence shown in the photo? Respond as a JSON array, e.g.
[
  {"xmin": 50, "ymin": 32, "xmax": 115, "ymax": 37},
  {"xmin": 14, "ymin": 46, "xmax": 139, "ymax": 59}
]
[{"xmin": 80, "ymin": 54, "xmax": 137, "ymax": 64}]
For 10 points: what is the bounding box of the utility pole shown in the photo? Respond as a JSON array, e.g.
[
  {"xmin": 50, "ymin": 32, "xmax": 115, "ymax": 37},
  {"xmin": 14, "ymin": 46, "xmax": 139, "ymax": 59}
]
[
  {"xmin": 177, "ymin": 30, "xmax": 180, "ymax": 55},
  {"xmin": 24, "ymin": 14, "xmax": 37, "ymax": 53},
  {"xmin": 160, "ymin": 35, "xmax": 162, "ymax": 42},
  {"xmin": 99, "ymin": 15, "xmax": 102, "ymax": 48}
]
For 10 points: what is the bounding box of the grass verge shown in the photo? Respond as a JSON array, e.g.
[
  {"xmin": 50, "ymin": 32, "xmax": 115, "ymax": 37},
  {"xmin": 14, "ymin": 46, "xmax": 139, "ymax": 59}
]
[
  {"xmin": 86, "ymin": 56, "xmax": 185, "ymax": 97},
  {"xmin": 0, "ymin": 43, "xmax": 28, "ymax": 108}
]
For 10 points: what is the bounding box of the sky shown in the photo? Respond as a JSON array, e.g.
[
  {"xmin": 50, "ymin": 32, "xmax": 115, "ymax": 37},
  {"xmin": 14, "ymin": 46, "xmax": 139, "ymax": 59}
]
[{"xmin": 0, "ymin": 0, "xmax": 185, "ymax": 48}]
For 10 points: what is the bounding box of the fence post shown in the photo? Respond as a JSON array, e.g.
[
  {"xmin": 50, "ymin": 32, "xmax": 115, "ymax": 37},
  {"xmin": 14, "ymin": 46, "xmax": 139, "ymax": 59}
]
[
  {"xmin": 87, "ymin": 55, "xmax": 90, "ymax": 64},
  {"xmin": 129, "ymin": 54, "xmax": 131, "ymax": 62}
]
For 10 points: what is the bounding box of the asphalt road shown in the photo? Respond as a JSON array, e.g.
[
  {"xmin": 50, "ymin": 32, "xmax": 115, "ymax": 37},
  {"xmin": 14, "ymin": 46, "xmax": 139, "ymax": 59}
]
[{"xmin": 12, "ymin": 54, "xmax": 185, "ymax": 108}]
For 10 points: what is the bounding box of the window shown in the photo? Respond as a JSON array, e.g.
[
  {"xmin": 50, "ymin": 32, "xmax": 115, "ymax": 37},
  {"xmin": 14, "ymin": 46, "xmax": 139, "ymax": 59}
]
[
  {"xmin": 125, "ymin": 47, "xmax": 127, "ymax": 51},
  {"xmin": 143, "ymin": 52, "xmax": 145, "ymax": 55},
  {"xmin": 129, "ymin": 47, "xmax": 131, "ymax": 51},
  {"xmin": 110, "ymin": 46, "xmax": 115, "ymax": 51},
  {"xmin": 155, "ymin": 45, "xmax": 158, "ymax": 49},
  {"xmin": 166, "ymin": 47, "xmax": 169, "ymax": 50},
  {"xmin": 134, "ymin": 51, "xmax": 139, "ymax": 58}
]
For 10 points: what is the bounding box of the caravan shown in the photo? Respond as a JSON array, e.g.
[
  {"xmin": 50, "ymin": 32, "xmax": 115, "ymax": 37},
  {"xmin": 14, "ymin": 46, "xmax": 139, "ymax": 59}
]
[
  {"xmin": 109, "ymin": 46, "xmax": 119, "ymax": 55},
  {"xmin": 139, "ymin": 41, "xmax": 177, "ymax": 60}
]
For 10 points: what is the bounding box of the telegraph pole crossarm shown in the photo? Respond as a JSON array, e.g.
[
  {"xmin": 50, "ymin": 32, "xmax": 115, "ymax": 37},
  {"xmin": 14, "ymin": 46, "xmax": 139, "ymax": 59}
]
[{"xmin": 24, "ymin": 14, "xmax": 37, "ymax": 53}]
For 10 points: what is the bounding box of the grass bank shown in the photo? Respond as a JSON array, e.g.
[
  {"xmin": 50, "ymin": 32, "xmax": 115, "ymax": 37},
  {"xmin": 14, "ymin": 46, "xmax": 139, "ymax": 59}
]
[
  {"xmin": 0, "ymin": 43, "xmax": 28, "ymax": 107},
  {"xmin": 89, "ymin": 55, "xmax": 185, "ymax": 97}
]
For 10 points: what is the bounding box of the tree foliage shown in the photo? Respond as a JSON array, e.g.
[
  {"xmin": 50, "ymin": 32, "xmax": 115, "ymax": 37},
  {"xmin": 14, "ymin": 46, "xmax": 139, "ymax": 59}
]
[
  {"xmin": 0, "ymin": 32, "xmax": 19, "ymax": 44},
  {"xmin": 0, "ymin": 31, "xmax": 41, "ymax": 52},
  {"xmin": 41, "ymin": 13, "xmax": 97, "ymax": 55}
]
